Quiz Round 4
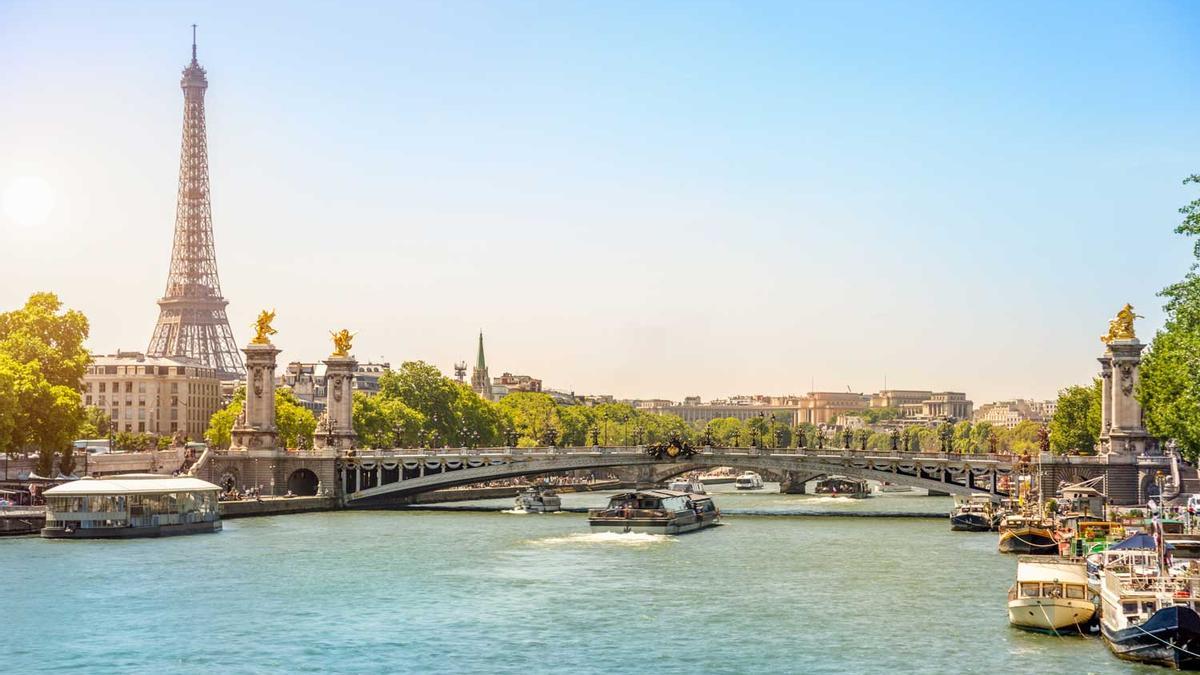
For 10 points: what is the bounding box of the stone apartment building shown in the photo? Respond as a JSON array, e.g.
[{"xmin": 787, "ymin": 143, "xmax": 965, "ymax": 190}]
[
  {"xmin": 82, "ymin": 351, "xmax": 220, "ymax": 440},
  {"xmin": 280, "ymin": 361, "xmax": 390, "ymax": 414},
  {"xmin": 973, "ymin": 399, "xmax": 1057, "ymax": 429}
]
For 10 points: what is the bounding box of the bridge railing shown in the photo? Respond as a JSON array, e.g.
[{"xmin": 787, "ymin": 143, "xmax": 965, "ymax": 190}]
[{"xmin": 349, "ymin": 445, "xmax": 1016, "ymax": 464}]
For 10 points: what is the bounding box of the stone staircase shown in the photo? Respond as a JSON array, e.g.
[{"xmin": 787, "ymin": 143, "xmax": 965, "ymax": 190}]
[{"xmin": 1167, "ymin": 459, "xmax": 1200, "ymax": 505}]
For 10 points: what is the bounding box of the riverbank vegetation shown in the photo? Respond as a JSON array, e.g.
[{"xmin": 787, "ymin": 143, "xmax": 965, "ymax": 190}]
[{"xmin": 0, "ymin": 293, "xmax": 89, "ymax": 475}]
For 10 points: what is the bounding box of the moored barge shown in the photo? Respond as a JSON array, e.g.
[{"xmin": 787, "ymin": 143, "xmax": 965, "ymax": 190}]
[
  {"xmin": 998, "ymin": 513, "xmax": 1059, "ymax": 555},
  {"xmin": 950, "ymin": 494, "xmax": 999, "ymax": 532}
]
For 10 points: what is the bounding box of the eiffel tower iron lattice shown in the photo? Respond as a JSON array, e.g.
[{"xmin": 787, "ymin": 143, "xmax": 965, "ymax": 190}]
[{"xmin": 147, "ymin": 30, "xmax": 245, "ymax": 380}]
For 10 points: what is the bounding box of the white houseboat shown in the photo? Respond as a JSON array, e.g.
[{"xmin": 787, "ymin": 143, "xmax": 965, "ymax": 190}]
[
  {"xmin": 1007, "ymin": 556, "xmax": 1097, "ymax": 634},
  {"xmin": 41, "ymin": 474, "xmax": 222, "ymax": 539}
]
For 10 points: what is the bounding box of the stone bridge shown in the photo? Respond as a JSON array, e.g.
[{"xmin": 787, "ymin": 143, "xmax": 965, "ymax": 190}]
[{"xmin": 341, "ymin": 447, "xmax": 1017, "ymax": 506}]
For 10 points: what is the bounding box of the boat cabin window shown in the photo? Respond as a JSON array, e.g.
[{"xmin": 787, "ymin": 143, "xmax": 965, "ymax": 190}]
[
  {"xmin": 1065, "ymin": 585, "xmax": 1085, "ymax": 600},
  {"xmin": 1042, "ymin": 583, "xmax": 1063, "ymax": 598},
  {"xmin": 661, "ymin": 496, "xmax": 688, "ymax": 512},
  {"xmin": 1019, "ymin": 583, "xmax": 1040, "ymax": 598},
  {"xmin": 1141, "ymin": 601, "xmax": 1158, "ymax": 614},
  {"xmin": 1122, "ymin": 602, "xmax": 1138, "ymax": 616}
]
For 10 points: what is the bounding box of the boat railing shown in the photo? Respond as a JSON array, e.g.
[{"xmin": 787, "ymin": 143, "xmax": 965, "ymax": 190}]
[{"xmin": 588, "ymin": 508, "xmax": 670, "ymax": 519}]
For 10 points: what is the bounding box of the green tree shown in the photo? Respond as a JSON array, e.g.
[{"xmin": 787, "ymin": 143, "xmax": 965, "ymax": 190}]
[
  {"xmin": 376, "ymin": 362, "xmax": 463, "ymax": 446},
  {"xmin": 794, "ymin": 423, "xmax": 817, "ymax": 448},
  {"xmin": 353, "ymin": 391, "xmax": 425, "ymax": 448},
  {"xmin": 59, "ymin": 444, "xmax": 77, "ymax": 476},
  {"xmin": 706, "ymin": 418, "xmax": 746, "ymax": 447},
  {"xmin": 450, "ymin": 383, "xmax": 506, "ymax": 446},
  {"xmin": 0, "ymin": 292, "xmax": 90, "ymax": 389},
  {"xmin": 497, "ymin": 392, "xmax": 559, "ymax": 446},
  {"xmin": 1139, "ymin": 174, "xmax": 1200, "ymax": 461},
  {"xmin": 1049, "ymin": 380, "xmax": 1102, "ymax": 454},
  {"xmin": 275, "ymin": 388, "xmax": 318, "ymax": 449},
  {"xmin": 78, "ymin": 407, "xmax": 113, "ymax": 439},
  {"xmin": 0, "ymin": 294, "xmax": 90, "ymax": 465},
  {"xmin": 556, "ymin": 405, "xmax": 596, "ymax": 446},
  {"xmin": 205, "ymin": 386, "xmax": 317, "ymax": 449},
  {"xmin": 2, "ymin": 355, "xmax": 83, "ymax": 460},
  {"xmin": 1004, "ymin": 420, "xmax": 1043, "ymax": 454},
  {"xmin": 951, "ymin": 420, "xmax": 974, "ymax": 453}
]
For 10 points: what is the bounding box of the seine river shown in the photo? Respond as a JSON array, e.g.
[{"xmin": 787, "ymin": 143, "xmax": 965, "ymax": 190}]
[{"xmin": 4, "ymin": 484, "xmax": 1159, "ymax": 673}]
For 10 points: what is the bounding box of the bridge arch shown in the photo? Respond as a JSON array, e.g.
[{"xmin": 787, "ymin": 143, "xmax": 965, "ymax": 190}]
[
  {"xmin": 287, "ymin": 469, "xmax": 320, "ymax": 496},
  {"xmin": 342, "ymin": 449, "xmax": 1009, "ymax": 506}
]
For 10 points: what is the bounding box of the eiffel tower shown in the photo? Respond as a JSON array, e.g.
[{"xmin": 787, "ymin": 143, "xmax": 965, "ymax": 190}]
[{"xmin": 147, "ymin": 28, "xmax": 245, "ymax": 380}]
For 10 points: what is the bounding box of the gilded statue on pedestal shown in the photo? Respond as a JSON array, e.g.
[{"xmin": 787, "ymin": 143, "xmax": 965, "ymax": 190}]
[
  {"xmin": 1101, "ymin": 303, "xmax": 1140, "ymax": 344},
  {"xmin": 330, "ymin": 329, "xmax": 355, "ymax": 357},
  {"xmin": 251, "ymin": 309, "xmax": 277, "ymax": 345}
]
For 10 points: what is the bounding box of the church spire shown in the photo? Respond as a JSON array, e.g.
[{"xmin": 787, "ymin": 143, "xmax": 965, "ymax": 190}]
[{"xmin": 471, "ymin": 331, "xmax": 494, "ymax": 401}]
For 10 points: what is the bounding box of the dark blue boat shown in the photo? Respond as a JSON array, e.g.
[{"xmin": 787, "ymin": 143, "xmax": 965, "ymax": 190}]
[{"xmin": 1102, "ymin": 605, "xmax": 1200, "ymax": 670}]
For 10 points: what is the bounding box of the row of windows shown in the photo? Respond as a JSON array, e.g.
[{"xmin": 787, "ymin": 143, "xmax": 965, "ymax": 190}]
[
  {"xmin": 86, "ymin": 395, "xmax": 219, "ymax": 409},
  {"xmin": 86, "ymin": 380, "xmax": 217, "ymax": 395},
  {"xmin": 86, "ymin": 364, "xmax": 216, "ymax": 378},
  {"xmin": 106, "ymin": 421, "xmax": 202, "ymax": 434}
]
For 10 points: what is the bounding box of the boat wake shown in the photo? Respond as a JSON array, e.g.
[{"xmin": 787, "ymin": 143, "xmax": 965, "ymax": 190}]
[
  {"xmin": 501, "ymin": 508, "xmax": 528, "ymax": 515},
  {"xmin": 529, "ymin": 532, "xmax": 674, "ymax": 547}
]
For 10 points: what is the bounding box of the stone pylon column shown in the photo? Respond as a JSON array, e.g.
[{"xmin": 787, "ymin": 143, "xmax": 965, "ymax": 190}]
[
  {"xmin": 1097, "ymin": 359, "xmax": 1113, "ymax": 452},
  {"xmin": 231, "ymin": 342, "xmax": 280, "ymax": 451},
  {"xmin": 315, "ymin": 355, "xmax": 357, "ymax": 452},
  {"xmin": 1104, "ymin": 338, "xmax": 1151, "ymax": 455}
]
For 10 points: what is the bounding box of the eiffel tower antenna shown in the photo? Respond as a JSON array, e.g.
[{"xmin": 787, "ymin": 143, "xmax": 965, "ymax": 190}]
[{"xmin": 147, "ymin": 29, "xmax": 246, "ymax": 379}]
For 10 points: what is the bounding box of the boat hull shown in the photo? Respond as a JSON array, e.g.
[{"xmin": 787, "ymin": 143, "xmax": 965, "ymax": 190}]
[
  {"xmin": 1008, "ymin": 598, "xmax": 1096, "ymax": 633},
  {"xmin": 41, "ymin": 520, "xmax": 222, "ymax": 539},
  {"xmin": 951, "ymin": 513, "xmax": 996, "ymax": 532},
  {"xmin": 588, "ymin": 513, "xmax": 719, "ymax": 535},
  {"xmin": 999, "ymin": 528, "xmax": 1058, "ymax": 554},
  {"xmin": 1103, "ymin": 606, "xmax": 1200, "ymax": 670}
]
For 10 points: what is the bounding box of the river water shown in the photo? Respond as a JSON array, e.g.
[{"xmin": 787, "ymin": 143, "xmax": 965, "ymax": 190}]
[{"xmin": 3, "ymin": 484, "xmax": 1159, "ymax": 673}]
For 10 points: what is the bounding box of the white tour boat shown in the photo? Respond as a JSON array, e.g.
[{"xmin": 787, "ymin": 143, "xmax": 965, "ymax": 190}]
[
  {"xmin": 734, "ymin": 472, "xmax": 764, "ymax": 490},
  {"xmin": 514, "ymin": 486, "xmax": 562, "ymax": 513}
]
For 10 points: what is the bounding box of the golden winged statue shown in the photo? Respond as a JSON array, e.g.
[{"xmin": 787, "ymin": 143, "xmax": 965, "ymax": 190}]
[
  {"xmin": 1101, "ymin": 303, "xmax": 1140, "ymax": 344},
  {"xmin": 251, "ymin": 309, "xmax": 277, "ymax": 345},
  {"xmin": 330, "ymin": 329, "xmax": 355, "ymax": 357}
]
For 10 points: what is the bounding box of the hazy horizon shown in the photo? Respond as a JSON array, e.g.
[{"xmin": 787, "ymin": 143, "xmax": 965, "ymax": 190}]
[{"xmin": 3, "ymin": 1, "xmax": 1198, "ymax": 404}]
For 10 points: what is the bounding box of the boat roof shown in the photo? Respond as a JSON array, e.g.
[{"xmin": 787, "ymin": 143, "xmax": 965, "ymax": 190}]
[
  {"xmin": 44, "ymin": 474, "xmax": 220, "ymax": 496},
  {"xmin": 1110, "ymin": 533, "xmax": 1167, "ymax": 551},
  {"xmin": 612, "ymin": 490, "xmax": 708, "ymax": 499},
  {"xmin": 1016, "ymin": 560, "xmax": 1089, "ymax": 584}
]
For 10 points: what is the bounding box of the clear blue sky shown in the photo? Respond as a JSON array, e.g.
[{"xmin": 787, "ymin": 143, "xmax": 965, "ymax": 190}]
[{"xmin": 1, "ymin": 1, "xmax": 1198, "ymax": 403}]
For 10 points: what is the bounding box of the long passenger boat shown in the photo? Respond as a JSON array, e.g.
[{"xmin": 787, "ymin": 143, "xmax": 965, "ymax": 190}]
[
  {"xmin": 41, "ymin": 474, "xmax": 222, "ymax": 539},
  {"xmin": 814, "ymin": 475, "xmax": 869, "ymax": 499},
  {"xmin": 588, "ymin": 490, "xmax": 719, "ymax": 534}
]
